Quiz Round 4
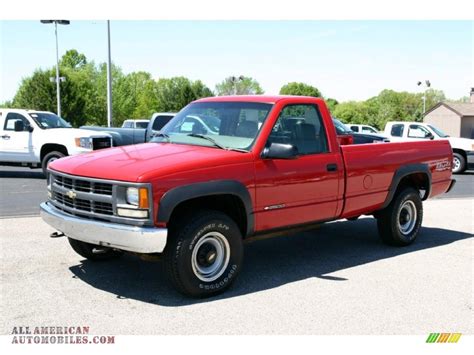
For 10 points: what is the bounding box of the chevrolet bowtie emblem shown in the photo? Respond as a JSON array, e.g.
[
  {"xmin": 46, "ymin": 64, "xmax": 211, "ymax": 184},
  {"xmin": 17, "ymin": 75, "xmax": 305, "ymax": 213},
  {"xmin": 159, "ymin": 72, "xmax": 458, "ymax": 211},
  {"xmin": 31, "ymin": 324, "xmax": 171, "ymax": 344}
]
[{"xmin": 66, "ymin": 190, "xmax": 77, "ymax": 199}]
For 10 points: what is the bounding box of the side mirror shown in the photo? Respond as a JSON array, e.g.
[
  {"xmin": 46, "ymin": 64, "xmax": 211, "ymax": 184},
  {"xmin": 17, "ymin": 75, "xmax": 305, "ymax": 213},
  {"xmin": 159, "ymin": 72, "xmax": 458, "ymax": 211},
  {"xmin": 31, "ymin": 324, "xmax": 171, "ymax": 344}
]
[
  {"xmin": 14, "ymin": 120, "xmax": 25, "ymax": 132},
  {"xmin": 261, "ymin": 142, "xmax": 298, "ymax": 159},
  {"xmin": 426, "ymin": 132, "xmax": 434, "ymax": 140},
  {"xmin": 27, "ymin": 125, "xmax": 34, "ymax": 132}
]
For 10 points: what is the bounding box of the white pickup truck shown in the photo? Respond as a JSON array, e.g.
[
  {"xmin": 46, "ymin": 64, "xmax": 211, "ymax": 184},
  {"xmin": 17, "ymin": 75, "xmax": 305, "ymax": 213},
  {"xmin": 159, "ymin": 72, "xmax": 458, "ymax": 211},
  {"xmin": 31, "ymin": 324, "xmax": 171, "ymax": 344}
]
[
  {"xmin": 0, "ymin": 109, "xmax": 112, "ymax": 175},
  {"xmin": 384, "ymin": 121, "xmax": 474, "ymax": 174}
]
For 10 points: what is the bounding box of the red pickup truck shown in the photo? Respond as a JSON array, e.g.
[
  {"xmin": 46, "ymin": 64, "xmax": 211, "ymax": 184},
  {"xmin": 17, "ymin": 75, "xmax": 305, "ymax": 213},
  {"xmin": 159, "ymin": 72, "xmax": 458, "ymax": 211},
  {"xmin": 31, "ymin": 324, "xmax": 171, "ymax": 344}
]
[{"xmin": 40, "ymin": 96, "xmax": 455, "ymax": 297}]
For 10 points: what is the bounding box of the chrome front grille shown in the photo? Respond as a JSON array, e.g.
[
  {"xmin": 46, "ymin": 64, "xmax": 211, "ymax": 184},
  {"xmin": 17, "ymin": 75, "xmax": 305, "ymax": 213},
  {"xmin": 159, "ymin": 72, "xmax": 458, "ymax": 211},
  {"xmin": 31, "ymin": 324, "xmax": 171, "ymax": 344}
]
[
  {"xmin": 52, "ymin": 191, "xmax": 113, "ymax": 215},
  {"xmin": 50, "ymin": 173, "xmax": 115, "ymax": 221},
  {"xmin": 54, "ymin": 175, "xmax": 113, "ymax": 196},
  {"xmin": 48, "ymin": 171, "xmax": 153, "ymax": 226}
]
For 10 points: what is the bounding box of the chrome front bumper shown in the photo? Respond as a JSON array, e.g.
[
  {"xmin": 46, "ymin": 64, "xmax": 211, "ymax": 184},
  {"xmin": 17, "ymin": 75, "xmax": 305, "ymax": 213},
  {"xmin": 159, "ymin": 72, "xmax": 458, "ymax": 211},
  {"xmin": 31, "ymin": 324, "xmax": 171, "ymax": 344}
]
[{"xmin": 40, "ymin": 202, "xmax": 167, "ymax": 253}]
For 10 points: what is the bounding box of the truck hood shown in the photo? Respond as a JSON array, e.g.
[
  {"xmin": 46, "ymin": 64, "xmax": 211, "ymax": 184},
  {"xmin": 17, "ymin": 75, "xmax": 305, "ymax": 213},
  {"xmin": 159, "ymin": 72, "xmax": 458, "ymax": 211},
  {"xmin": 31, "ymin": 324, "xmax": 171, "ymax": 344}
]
[
  {"xmin": 49, "ymin": 142, "xmax": 250, "ymax": 182},
  {"xmin": 446, "ymin": 136, "xmax": 474, "ymax": 151},
  {"xmin": 42, "ymin": 127, "xmax": 111, "ymax": 138}
]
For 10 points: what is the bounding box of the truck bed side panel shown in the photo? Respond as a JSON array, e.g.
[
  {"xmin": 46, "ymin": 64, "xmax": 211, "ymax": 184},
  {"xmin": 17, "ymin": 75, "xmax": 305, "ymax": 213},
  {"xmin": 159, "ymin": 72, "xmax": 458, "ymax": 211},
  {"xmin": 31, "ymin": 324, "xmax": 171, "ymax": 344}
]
[{"xmin": 340, "ymin": 140, "xmax": 452, "ymax": 218}]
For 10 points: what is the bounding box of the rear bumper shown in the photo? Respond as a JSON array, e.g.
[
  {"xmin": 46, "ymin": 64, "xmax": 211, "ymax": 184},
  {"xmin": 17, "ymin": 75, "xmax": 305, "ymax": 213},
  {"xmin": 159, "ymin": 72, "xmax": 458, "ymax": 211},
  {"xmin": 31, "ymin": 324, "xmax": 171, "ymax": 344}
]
[{"xmin": 40, "ymin": 202, "xmax": 167, "ymax": 253}]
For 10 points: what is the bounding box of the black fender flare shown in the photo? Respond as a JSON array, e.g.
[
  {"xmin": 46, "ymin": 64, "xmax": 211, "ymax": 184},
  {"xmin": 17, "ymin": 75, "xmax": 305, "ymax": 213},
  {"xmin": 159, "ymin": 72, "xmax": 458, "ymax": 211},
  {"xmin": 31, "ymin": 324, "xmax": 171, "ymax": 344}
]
[
  {"xmin": 157, "ymin": 180, "xmax": 254, "ymax": 236},
  {"xmin": 380, "ymin": 163, "xmax": 432, "ymax": 209}
]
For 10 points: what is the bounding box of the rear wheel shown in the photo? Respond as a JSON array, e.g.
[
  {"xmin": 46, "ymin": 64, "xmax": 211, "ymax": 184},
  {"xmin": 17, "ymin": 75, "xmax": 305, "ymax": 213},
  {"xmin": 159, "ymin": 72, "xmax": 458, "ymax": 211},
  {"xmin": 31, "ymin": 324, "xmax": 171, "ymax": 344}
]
[
  {"xmin": 376, "ymin": 187, "xmax": 423, "ymax": 246},
  {"xmin": 452, "ymin": 152, "xmax": 466, "ymax": 174},
  {"xmin": 42, "ymin": 151, "xmax": 65, "ymax": 176},
  {"xmin": 164, "ymin": 210, "xmax": 243, "ymax": 297},
  {"xmin": 68, "ymin": 238, "xmax": 123, "ymax": 261}
]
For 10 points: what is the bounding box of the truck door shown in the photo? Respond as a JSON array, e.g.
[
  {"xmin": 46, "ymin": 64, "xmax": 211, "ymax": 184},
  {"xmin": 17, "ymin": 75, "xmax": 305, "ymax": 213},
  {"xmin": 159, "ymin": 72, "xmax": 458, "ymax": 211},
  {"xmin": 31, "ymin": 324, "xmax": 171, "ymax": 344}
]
[
  {"xmin": 254, "ymin": 103, "xmax": 343, "ymax": 230},
  {"xmin": 0, "ymin": 112, "xmax": 35, "ymax": 162}
]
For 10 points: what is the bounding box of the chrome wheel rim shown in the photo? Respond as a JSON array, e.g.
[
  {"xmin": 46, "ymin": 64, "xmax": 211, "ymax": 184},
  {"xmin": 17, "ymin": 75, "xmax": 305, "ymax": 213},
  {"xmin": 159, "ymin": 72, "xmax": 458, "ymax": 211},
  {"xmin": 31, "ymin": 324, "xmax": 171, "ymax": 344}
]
[
  {"xmin": 191, "ymin": 232, "xmax": 230, "ymax": 282},
  {"xmin": 453, "ymin": 157, "xmax": 461, "ymax": 171},
  {"xmin": 398, "ymin": 200, "xmax": 417, "ymax": 235}
]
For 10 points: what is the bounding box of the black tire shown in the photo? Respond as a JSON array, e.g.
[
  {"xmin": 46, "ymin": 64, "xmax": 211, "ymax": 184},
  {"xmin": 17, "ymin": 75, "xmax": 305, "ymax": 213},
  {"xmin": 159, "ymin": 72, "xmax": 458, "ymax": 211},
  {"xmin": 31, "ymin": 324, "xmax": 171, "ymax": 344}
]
[
  {"xmin": 42, "ymin": 151, "xmax": 65, "ymax": 176},
  {"xmin": 68, "ymin": 238, "xmax": 123, "ymax": 261},
  {"xmin": 452, "ymin": 152, "xmax": 466, "ymax": 174},
  {"xmin": 164, "ymin": 210, "xmax": 243, "ymax": 298},
  {"xmin": 376, "ymin": 187, "xmax": 423, "ymax": 246}
]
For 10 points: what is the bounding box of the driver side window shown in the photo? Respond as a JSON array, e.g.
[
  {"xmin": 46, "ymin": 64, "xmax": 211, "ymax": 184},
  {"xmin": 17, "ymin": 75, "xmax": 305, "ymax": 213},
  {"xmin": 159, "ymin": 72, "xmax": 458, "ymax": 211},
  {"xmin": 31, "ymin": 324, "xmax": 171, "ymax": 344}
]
[
  {"xmin": 3, "ymin": 113, "xmax": 29, "ymax": 131},
  {"xmin": 267, "ymin": 104, "xmax": 328, "ymax": 155},
  {"xmin": 408, "ymin": 125, "xmax": 430, "ymax": 138}
]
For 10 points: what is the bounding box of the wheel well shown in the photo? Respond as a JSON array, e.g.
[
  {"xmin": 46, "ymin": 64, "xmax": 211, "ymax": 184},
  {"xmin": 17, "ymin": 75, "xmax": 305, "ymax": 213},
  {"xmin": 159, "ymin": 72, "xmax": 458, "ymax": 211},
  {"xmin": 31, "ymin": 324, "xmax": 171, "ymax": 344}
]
[
  {"xmin": 40, "ymin": 144, "xmax": 68, "ymax": 161},
  {"xmin": 396, "ymin": 173, "xmax": 430, "ymax": 200},
  {"xmin": 452, "ymin": 149, "xmax": 466, "ymax": 160},
  {"xmin": 167, "ymin": 194, "xmax": 248, "ymax": 237}
]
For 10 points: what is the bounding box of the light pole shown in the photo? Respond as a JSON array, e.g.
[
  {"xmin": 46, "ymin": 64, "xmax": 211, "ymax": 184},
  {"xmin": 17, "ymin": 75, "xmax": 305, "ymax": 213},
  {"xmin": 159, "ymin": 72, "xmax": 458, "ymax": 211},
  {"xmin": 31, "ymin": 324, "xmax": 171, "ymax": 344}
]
[
  {"xmin": 417, "ymin": 80, "xmax": 431, "ymax": 114},
  {"xmin": 106, "ymin": 20, "xmax": 113, "ymax": 127},
  {"xmin": 40, "ymin": 20, "xmax": 70, "ymax": 117}
]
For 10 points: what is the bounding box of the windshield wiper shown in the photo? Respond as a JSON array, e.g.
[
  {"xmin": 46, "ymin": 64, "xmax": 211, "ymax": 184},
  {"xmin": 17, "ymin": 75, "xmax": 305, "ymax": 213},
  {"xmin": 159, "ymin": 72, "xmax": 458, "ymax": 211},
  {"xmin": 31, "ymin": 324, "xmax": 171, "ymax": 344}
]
[
  {"xmin": 187, "ymin": 134, "xmax": 248, "ymax": 153},
  {"xmin": 187, "ymin": 133, "xmax": 227, "ymax": 149},
  {"xmin": 151, "ymin": 132, "xmax": 171, "ymax": 142}
]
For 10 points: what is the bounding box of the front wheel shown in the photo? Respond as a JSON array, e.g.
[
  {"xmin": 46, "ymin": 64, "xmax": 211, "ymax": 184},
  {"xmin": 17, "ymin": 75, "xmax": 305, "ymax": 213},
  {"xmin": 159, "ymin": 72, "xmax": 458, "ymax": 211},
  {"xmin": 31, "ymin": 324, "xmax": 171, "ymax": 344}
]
[
  {"xmin": 42, "ymin": 151, "xmax": 65, "ymax": 176},
  {"xmin": 164, "ymin": 210, "xmax": 243, "ymax": 297},
  {"xmin": 376, "ymin": 187, "xmax": 423, "ymax": 246},
  {"xmin": 452, "ymin": 152, "xmax": 466, "ymax": 174}
]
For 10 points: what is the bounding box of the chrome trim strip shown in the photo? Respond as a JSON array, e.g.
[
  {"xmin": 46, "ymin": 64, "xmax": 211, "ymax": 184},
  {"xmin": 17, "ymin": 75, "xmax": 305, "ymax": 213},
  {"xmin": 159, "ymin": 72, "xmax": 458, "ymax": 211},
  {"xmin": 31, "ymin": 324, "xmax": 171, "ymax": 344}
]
[{"xmin": 41, "ymin": 202, "xmax": 167, "ymax": 254}]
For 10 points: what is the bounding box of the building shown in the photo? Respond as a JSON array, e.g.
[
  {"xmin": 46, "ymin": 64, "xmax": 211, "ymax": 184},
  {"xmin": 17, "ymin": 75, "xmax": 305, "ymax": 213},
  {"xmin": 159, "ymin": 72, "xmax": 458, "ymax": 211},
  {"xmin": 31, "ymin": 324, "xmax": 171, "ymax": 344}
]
[{"xmin": 423, "ymin": 88, "xmax": 474, "ymax": 138}]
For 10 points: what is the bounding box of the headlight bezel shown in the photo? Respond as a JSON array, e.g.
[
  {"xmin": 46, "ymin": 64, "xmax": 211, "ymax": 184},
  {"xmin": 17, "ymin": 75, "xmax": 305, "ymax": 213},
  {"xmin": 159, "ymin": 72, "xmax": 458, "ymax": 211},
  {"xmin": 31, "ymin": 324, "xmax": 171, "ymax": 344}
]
[
  {"xmin": 117, "ymin": 186, "xmax": 151, "ymax": 219},
  {"xmin": 75, "ymin": 137, "xmax": 93, "ymax": 149}
]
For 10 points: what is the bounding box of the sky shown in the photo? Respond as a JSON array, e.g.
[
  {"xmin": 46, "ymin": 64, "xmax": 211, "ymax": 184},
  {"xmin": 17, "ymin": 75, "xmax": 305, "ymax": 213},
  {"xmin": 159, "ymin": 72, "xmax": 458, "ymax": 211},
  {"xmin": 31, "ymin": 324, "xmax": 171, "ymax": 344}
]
[{"xmin": 0, "ymin": 20, "xmax": 473, "ymax": 103}]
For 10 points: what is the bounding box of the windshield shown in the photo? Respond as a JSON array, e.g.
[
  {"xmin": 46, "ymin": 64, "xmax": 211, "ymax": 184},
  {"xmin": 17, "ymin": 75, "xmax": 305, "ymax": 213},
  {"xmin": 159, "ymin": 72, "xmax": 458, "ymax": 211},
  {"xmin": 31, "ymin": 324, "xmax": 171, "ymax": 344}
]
[
  {"xmin": 29, "ymin": 112, "xmax": 72, "ymax": 129},
  {"xmin": 427, "ymin": 124, "xmax": 449, "ymax": 138},
  {"xmin": 332, "ymin": 118, "xmax": 352, "ymax": 134},
  {"xmin": 153, "ymin": 102, "xmax": 273, "ymax": 151}
]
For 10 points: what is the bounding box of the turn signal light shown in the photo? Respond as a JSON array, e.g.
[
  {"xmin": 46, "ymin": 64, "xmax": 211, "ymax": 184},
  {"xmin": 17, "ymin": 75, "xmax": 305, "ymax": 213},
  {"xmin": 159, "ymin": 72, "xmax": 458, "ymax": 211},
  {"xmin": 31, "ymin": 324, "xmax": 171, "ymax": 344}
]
[{"xmin": 139, "ymin": 187, "xmax": 149, "ymax": 209}]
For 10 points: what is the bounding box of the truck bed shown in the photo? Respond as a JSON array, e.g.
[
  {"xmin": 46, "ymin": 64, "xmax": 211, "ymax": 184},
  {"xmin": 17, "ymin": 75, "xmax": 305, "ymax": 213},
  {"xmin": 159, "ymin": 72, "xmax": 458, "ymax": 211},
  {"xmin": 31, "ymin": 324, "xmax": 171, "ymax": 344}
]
[{"xmin": 339, "ymin": 139, "xmax": 453, "ymax": 218}]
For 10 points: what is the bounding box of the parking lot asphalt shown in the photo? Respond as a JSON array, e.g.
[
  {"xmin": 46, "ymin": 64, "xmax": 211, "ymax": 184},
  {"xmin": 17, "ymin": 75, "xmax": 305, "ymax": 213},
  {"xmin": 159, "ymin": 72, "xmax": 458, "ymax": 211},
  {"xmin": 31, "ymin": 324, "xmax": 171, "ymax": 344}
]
[
  {"xmin": 0, "ymin": 166, "xmax": 473, "ymax": 218},
  {"xmin": 0, "ymin": 198, "xmax": 472, "ymax": 335}
]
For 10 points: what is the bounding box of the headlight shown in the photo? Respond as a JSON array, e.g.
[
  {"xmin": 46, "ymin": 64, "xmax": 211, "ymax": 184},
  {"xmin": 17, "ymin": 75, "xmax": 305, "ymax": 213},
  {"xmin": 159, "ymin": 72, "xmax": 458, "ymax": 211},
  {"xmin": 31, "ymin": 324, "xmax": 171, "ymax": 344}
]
[
  {"xmin": 75, "ymin": 137, "xmax": 93, "ymax": 149},
  {"xmin": 125, "ymin": 187, "xmax": 149, "ymax": 209},
  {"xmin": 118, "ymin": 187, "xmax": 150, "ymax": 218},
  {"xmin": 126, "ymin": 187, "xmax": 139, "ymax": 206}
]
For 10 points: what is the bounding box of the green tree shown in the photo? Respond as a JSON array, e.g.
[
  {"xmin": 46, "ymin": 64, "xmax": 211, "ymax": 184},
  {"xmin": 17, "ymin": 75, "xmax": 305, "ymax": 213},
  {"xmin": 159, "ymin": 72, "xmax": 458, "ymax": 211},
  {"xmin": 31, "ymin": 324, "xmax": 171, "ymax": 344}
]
[
  {"xmin": 333, "ymin": 101, "xmax": 375, "ymax": 126},
  {"xmin": 12, "ymin": 68, "xmax": 88, "ymax": 127},
  {"xmin": 325, "ymin": 98, "xmax": 339, "ymax": 112},
  {"xmin": 279, "ymin": 82, "xmax": 322, "ymax": 97},
  {"xmin": 60, "ymin": 49, "xmax": 87, "ymax": 70},
  {"xmin": 156, "ymin": 77, "xmax": 213, "ymax": 112},
  {"xmin": 215, "ymin": 76, "xmax": 263, "ymax": 95}
]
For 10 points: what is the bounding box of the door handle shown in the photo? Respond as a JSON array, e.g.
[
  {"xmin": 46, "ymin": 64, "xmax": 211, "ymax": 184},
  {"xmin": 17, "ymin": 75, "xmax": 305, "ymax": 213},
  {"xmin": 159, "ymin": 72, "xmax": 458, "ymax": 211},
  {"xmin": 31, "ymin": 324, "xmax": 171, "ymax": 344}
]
[
  {"xmin": 1, "ymin": 135, "xmax": 10, "ymax": 140},
  {"xmin": 326, "ymin": 163, "xmax": 338, "ymax": 172}
]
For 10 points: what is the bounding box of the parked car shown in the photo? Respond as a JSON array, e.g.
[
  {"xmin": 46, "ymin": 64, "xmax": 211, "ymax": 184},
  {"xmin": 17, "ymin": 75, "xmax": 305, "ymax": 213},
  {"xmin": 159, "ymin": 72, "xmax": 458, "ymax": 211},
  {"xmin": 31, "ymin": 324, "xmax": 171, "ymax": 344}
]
[
  {"xmin": 121, "ymin": 119, "xmax": 150, "ymax": 129},
  {"xmin": 41, "ymin": 96, "xmax": 454, "ymax": 298},
  {"xmin": 82, "ymin": 112, "xmax": 175, "ymax": 146},
  {"xmin": 348, "ymin": 124, "xmax": 379, "ymax": 134},
  {"xmin": 384, "ymin": 121, "xmax": 474, "ymax": 174},
  {"xmin": 333, "ymin": 118, "xmax": 389, "ymax": 144},
  {"xmin": 0, "ymin": 109, "xmax": 112, "ymax": 175}
]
